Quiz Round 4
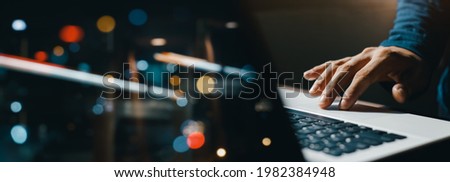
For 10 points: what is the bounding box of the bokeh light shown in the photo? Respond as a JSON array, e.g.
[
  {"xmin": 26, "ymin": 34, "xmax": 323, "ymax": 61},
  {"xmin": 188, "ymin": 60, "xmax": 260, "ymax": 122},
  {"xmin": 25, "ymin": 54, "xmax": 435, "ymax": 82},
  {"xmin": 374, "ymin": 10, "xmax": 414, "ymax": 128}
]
[
  {"xmin": 34, "ymin": 51, "xmax": 48, "ymax": 62},
  {"xmin": 105, "ymin": 75, "xmax": 115, "ymax": 83},
  {"xmin": 53, "ymin": 46, "xmax": 65, "ymax": 56},
  {"xmin": 216, "ymin": 148, "xmax": 227, "ymax": 158},
  {"xmin": 225, "ymin": 21, "xmax": 238, "ymax": 29},
  {"xmin": 97, "ymin": 15, "xmax": 116, "ymax": 33},
  {"xmin": 176, "ymin": 97, "xmax": 188, "ymax": 107},
  {"xmin": 262, "ymin": 137, "xmax": 272, "ymax": 147},
  {"xmin": 166, "ymin": 63, "xmax": 178, "ymax": 73},
  {"xmin": 78, "ymin": 62, "xmax": 91, "ymax": 72},
  {"xmin": 92, "ymin": 104, "xmax": 104, "ymax": 115},
  {"xmin": 59, "ymin": 25, "xmax": 84, "ymax": 43},
  {"xmin": 128, "ymin": 9, "xmax": 148, "ymax": 26},
  {"xmin": 11, "ymin": 125, "xmax": 27, "ymax": 144},
  {"xmin": 196, "ymin": 75, "xmax": 216, "ymax": 94},
  {"xmin": 173, "ymin": 136, "xmax": 189, "ymax": 153},
  {"xmin": 150, "ymin": 38, "xmax": 167, "ymax": 46},
  {"xmin": 50, "ymin": 52, "xmax": 68, "ymax": 65},
  {"xmin": 12, "ymin": 19, "xmax": 27, "ymax": 31},
  {"xmin": 187, "ymin": 132, "xmax": 205, "ymax": 149},
  {"xmin": 136, "ymin": 60, "xmax": 149, "ymax": 71},
  {"xmin": 69, "ymin": 43, "xmax": 80, "ymax": 53},
  {"xmin": 180, "ymin": 120, "xmax": 205, "ymax": 136},
  {"xmin": 170, "ymin": 75, "xmax": 181, "ymax": 86},
  {"xmin": 10, "ymin": 101, "xmax": 22, "ymax": 113}
]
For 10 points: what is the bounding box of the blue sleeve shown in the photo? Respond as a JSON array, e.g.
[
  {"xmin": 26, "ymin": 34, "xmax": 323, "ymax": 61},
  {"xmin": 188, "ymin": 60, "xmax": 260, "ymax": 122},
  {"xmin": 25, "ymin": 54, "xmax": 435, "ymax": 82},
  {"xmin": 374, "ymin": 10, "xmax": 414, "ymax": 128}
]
[{"xmin": 380, "ymin": 0, "xmax": 450, "ymax": 66}]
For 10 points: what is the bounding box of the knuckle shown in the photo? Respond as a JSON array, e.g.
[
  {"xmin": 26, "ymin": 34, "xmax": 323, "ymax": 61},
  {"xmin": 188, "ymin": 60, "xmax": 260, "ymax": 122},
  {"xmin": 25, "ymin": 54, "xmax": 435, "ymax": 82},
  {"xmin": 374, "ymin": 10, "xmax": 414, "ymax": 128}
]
[
  {"xmin": 335, "ymin": 58, "xmax": 350, "ymax": 65},
  {"xmin": 324, "ymin": 60, "xmax": 335, "ymax": 67},
  {"xmin": 337, "ymin": 63, "xmax": 352, "ymax": 73},
  {"xmin": 362, "ymin": 47, "xmax": 375, "ymax": 54},
  {"xmin": 377, "ymin": 47, "xmax": 393, "ymax": 57}
]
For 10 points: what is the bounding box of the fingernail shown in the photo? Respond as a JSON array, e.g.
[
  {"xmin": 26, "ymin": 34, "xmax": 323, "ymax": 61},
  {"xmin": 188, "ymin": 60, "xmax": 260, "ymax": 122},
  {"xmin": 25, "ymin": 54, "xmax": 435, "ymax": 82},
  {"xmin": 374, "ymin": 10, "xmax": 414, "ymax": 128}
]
[
  {"xmin": 397, "ymin": 87, "xmax": 407, "ymax": 97},
  {"xmin": 309, "ymin": 85, "xmax": 317, "ymax": 93},
  {"xmin": 319, "ymin": 95, "xmax": 330, "ymax": 108},
  {"xmin": 340, "ymin": 99, "xmax": 349, "ymax": 110},
  {"xmin": 320, "ymin": 95, "xmax": 327, "ymax": 102}
]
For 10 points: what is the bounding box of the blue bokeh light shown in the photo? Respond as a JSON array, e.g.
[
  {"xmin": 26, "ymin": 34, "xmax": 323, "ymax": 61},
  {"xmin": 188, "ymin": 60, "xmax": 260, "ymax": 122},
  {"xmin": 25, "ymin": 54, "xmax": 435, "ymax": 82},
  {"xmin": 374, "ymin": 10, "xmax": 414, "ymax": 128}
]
[
  {"xmin": 78, "ymin": 62, "xmax": 91, "ymax": 72},
  {"xmin": 92, "ymin": 104, "xmax": 104, "ymax": 115},
  {"xmin": 69, "ymin": 43, "xmax": 80, "ymax": 53},
  {"xmin": 173, "ymin": 135, "xmax": 189, "ymax": 153},
  {"xmin": 129, "ymin": 9, "xmax": 148, "ymax": 26},
  {"xmin": 176, "ymin": 98, "xmax": 188, "ymax": 107},
  {"xmin": 11, "ymin": 125, "xmax": 27, "ymax": 144},
  {"xmin": 10, "ymin": 101, "xmax": 22, "ymax": 113},
  {"xmin": 50, "ymin": 52, "xmax": 68, "ymax": 65},
  {"xmin": 12, "ymin": 19, "xmax": 27, "ymax": 31},
  {"xmin": 137, "ymin": 60, "xmax": 149, "ymax": 71}
]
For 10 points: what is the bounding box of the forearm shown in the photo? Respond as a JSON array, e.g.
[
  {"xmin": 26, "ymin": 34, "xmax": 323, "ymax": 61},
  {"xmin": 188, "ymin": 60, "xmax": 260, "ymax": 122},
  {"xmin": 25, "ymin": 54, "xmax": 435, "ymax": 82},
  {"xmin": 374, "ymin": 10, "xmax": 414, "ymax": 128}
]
[{"xmin": 380, "ymin": 0, "xmax": 450, "ymax": 67}]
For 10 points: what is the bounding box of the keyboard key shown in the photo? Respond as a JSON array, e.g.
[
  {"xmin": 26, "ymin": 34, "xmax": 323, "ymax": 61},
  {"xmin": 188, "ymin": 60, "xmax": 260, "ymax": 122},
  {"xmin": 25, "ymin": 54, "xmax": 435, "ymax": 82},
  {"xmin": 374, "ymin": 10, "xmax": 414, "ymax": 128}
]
[
  {"xmin": 306, "ymin": 135, "xmax": 323, "ymax": 143},
  {"xmin": 359, "ymin": 137, "xmax": 382, "ymax": 146},
  {"xmin": 308, "ymin": 143, "xmax": 325, "ymax": 151},
  {"xmin": 305, "ymin": 125, "xmax": 324, "ymax": 131},
  {"xmin": 292, "ymin": 122, "xmax": 311, "ymax": 129},
  {"xmin": 314, "ymin": 120, "xmax": 330, "ymax": 127},
  {"xmin": 322, "ymin": 139, "xmax": 337, "ymax": 148},
  {"xmin": 345, "ymin": 138, "xmax": 370, "ymax": 149},
  {"xmin": 299, "ymin": 117, "xmax": 317, "ymax": 123},
  {"xmin": 373, "ymin": 130, "xmax": 388, "ymax": 135},
  {"xmin": 338, "ymin": 143, "xmax": 356, "ymax": 153},
  {"xmin": 321, "ymin": 119, "xmax": 344, "ymax": 125},
  {"xmin": 359, "ymin": 126, "xmax": 372, "ymax": 131},
  {"xmin": 297, "ymin": 129, "xmax": 315, "ymax": 135},
  {"xmin": 322, "ymin": 128, "xmax": 339, "ymax": 134},
  {"xmin": 299, "ymin": 139, "xmax": 310, "ymax": 147},
  {"xmin": 339, "ymin": 131, "xmax": 354, "ymax": 138},
  {"xmin": 330, "ymin": 123, "xmax": 346, "ymax": 130},
  {"xmin": 385, "ymin": 133, "xmax": 406, "ymax": 140},
  {"xmin": 343, "ymin": 126, "xmax": 361, "ymax": 133},
  {"xmin": 323, "ymin": 147, "xmax": 343, "ymax": 156},
  {"xmin": 357, "ymin": 131, "xmax": 383, "ymax": 140},
  {"xmin": 380, "ymin": 134, "xmax": 396, "ymax": 142},
  {"xmin": 329, "ymin": 134, "xmax": 345, "ymax": 142}
]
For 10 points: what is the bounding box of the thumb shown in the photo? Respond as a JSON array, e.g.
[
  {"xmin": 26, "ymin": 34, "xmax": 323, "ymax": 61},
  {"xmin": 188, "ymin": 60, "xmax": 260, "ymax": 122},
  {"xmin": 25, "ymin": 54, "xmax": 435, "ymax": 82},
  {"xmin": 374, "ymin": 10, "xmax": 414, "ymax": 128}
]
[{"xmin": 392, "ymin": 83, "xmax": 409, "ymax": 104}]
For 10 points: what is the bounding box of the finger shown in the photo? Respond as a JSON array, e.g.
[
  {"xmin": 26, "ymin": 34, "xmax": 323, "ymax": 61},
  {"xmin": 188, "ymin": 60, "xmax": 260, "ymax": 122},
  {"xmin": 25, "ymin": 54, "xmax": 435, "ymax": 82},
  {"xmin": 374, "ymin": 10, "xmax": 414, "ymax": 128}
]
[
  {"xmin": 339, "ymin": 72, "xmax": 373, "ymax": 110},
  {"xmin": 304, "ymin": 57, "xmax": 351, "ymax": 80},
  {"xmin": 304, "ymin": 62, "xmax": 329, "ymax": 81},
  {"xmin": 319, "ymin": 70, "xmax": 352, "ymax": 109},
  {"xmin": 309, "ymin": 62, "xmax": 335, "ymax": 96},
  {"xmin": 339, "ymin": 63, "xmax": 380, "ymax": 110},
  {"xmin": 392, "ymin": 83, "xmax": 408, "ymax": 103},
  {"xmin": 390, "ymin": 69, "xmax": 429, "ymax": 103}
]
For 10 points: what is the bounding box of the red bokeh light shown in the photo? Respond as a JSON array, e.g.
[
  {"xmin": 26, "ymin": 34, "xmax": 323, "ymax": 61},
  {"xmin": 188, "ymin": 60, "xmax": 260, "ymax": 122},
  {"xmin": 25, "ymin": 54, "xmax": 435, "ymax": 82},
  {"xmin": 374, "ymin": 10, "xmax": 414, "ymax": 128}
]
[
  {"xmin": 34, "ymin": 51, "xmax": 48, "ymax": 62},
  {"xmin": 187, "ymin": 132, "xmax": 205, "ymax": 149},
  {"xmin": 59, "ymin": 25, "xmax": 84, "ymax": 43}
]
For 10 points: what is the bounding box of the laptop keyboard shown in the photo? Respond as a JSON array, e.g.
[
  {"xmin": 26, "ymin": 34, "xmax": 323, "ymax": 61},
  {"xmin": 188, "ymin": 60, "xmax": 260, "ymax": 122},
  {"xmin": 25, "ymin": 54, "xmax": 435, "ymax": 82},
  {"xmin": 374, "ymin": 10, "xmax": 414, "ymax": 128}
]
[{"xmin": 287, "ymin": 109, "xmax": 406, "ymax": 156}]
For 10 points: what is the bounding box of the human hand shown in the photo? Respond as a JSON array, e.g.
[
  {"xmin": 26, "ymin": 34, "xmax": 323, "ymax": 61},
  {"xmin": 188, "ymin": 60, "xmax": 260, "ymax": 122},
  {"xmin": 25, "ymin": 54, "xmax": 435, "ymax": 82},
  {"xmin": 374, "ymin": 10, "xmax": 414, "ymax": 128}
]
[{"xmin": 303, "ymin": 46, "xmax": 432, "ymax": 109}]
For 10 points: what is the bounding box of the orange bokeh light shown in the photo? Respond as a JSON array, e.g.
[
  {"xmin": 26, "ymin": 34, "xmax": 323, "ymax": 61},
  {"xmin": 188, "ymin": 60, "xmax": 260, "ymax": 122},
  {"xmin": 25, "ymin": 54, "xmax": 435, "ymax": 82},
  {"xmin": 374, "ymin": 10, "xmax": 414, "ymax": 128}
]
[
  {"xmin": 34, "ymin": 51, "xmax": 48, "ymax": 62},
  {"xmin": 59, "ymin": 25, "xmax": 84, "ymax": 43},
  {"xmin": 187, "ymin": 132, "xmax": 205, "ymax": 149}
]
